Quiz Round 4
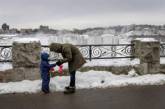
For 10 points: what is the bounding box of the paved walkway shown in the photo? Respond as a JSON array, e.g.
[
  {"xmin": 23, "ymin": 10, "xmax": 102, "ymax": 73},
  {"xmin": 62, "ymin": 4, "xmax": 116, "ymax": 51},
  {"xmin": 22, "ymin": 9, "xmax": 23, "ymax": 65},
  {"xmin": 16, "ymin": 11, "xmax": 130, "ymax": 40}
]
[{"xmin": 0, "ymin": 85, "xmax": 165, "ymax": 109}]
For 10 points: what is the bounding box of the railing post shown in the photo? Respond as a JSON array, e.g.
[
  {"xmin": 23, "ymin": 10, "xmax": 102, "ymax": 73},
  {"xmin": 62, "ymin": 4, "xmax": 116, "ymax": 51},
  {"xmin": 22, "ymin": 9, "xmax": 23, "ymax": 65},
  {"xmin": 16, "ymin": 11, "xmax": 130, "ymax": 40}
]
[{"xmin": 89, "ymin": 45, "xmax": 92, "ymax": 61}]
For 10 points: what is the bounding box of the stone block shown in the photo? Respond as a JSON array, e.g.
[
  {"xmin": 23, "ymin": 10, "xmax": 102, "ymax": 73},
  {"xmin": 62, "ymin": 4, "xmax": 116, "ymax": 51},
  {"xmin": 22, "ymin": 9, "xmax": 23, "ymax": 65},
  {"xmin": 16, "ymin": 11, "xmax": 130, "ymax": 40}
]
[
  {"xmin": 160, "ymin": 64, "xmax": 165, "ymax": 73},
  {"xmin": 132, "ymin": 38, "xmax": 160, "ymax": 75},
  {"xmin": 12, "ymin": 40, "xmax": 41, "ymax": 68},
  {"xmin": 0, "ymin": 38, "xmax": 42, "ymax": 82},
  {"xmin": 24, "ymin": 68, "xmax": 40, "ymax": 80},
  {"xmin": 0, "ymin": 67, "xmax": 41, "ymax": 82},
  {"xmin": 12, "ymin": 67, "xmax": 40, "ymax": 81},
  {"xmin": 136, "ymin": 63, "xmax": 148, "ymax": 75},
  {"xmin": 148, "ymin": 62, "xmax": 160, "ymax": 74}
]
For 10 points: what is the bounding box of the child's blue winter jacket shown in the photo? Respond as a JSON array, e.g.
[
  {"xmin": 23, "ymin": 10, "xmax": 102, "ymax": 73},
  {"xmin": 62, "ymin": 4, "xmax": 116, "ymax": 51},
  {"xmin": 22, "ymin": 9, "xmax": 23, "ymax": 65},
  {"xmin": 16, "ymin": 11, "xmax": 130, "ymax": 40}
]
[{"xmin": 40, "ymin": 52, "xmax": 56, "ymax": 93}]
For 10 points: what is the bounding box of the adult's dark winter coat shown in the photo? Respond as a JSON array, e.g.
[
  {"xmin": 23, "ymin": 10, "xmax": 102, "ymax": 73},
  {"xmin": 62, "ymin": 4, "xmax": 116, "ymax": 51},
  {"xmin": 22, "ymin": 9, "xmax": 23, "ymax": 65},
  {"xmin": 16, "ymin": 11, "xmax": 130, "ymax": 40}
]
[{"xmin": 49, "ymin": 43, "xmax": 86, "ymax": 72}]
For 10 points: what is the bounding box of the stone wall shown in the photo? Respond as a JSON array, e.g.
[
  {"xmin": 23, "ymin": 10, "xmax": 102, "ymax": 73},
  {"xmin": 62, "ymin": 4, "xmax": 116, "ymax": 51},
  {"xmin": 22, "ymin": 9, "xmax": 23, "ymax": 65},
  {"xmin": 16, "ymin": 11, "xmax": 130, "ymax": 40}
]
[
  {"xmin": 12, "ymin": 41, "xmax": 41, "ymax": 68},
  {"xmin": 0, "ymin": 38, "xmax": 41, "ymax": 82},
  {"xmin": 132, "ymin": 38, "xmax": 160, "ymax": 74}
]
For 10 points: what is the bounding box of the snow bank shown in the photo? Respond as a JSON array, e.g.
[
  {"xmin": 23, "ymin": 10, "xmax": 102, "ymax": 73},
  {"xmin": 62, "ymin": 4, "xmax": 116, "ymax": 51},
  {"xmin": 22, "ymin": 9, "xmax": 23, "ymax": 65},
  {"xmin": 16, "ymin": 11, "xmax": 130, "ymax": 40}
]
[
  {"xmin": 0, "ymin": 34, "xmax": 18, "ymax": 37},
  {"xmin": 13, "ymin": 38, "xmax": 40, "ymax": 43},
  {"xmin": 160, "ymin": 58, "xmax": 165, "ymax": 64},
  {"xmin": 0, "ymin": 70, "xmax": 165, "ymax": 94},
  {"xmin": 0, "ymin": 63, "xmax": 13, "ymax": 71},
  {"xmin": 135, "ymin": 38, "xmax": 158, "ymax": 42},
  {"xmin": 84, "ymin": 58, "xmax": 140, "ymax": 67}
]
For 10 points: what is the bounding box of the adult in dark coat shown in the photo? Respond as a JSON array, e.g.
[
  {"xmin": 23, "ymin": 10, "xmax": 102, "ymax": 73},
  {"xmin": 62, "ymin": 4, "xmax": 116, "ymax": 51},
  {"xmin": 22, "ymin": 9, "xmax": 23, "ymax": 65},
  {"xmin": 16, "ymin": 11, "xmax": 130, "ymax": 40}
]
[
  {"xmin": 40, "ymin": 52, "xmax": 56, "ymax": 93},
  {"xmin": 49, "ymin": 43, "xmax": 86, "ymax": 94}
]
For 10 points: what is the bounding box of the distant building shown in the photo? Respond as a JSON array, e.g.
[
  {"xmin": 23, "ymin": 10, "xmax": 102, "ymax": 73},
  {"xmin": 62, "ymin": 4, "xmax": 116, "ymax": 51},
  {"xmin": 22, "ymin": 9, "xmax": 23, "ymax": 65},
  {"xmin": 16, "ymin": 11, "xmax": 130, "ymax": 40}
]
[
  {"xmin": 39, "ymin": 25, "xmax": 49, "ymax": 33},
  {"xmin": 20, "ymin": 29, "xmax": 33, "ymax": 34},
  {"xmin": 9, "ymin": 28, "xmax": 19, "ymax": 34}
]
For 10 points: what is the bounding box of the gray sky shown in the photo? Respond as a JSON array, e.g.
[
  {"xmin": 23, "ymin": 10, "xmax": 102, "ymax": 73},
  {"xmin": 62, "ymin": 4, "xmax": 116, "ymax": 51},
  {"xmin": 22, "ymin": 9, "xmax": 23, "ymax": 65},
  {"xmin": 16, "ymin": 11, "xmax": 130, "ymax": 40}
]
[{"xmin": 0, "ymin": 0, "xmax": 165, "ymax": 29}]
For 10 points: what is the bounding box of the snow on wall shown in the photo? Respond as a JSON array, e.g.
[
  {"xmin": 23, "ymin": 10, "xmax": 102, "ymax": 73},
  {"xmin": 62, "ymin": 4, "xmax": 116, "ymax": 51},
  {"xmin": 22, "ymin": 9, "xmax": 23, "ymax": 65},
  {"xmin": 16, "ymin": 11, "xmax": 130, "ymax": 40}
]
[
  {"xmin": 135, "ymin": 38, "xmax": 158, "ymax": 42},
  {"xmin": 0, "ymin": 63, "xmax": 13, "ymax": 71}
]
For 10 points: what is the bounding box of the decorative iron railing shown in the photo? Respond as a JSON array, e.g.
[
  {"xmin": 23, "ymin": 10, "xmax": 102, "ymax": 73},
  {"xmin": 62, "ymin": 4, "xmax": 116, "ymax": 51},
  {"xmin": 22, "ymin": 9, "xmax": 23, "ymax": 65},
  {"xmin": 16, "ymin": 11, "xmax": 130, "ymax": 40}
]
[
  {"xmin": 0, "ymin": 45, "xmax": 12, "ymax": 62},
  {"xmin": 1, "ymin": 43, "xmax": 165, "ymax": 62},
  {"xmin": 34, "ymin": 44, "xmax": 135, "ymax": 61},
  {"xmin": 0, "ymin": 44, "xmax": 135, "ymax": 62},
  {"xmin": 76, "ymin": 44, "xmax": 134, "ymax": 61}
]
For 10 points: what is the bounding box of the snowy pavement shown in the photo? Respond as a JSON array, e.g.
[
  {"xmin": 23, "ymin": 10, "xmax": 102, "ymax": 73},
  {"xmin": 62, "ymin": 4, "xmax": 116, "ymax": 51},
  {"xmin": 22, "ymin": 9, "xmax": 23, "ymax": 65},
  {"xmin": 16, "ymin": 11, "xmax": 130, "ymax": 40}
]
[{"xmin": 0, "ymin": 70, "xmax": 165, "ymax": 94}]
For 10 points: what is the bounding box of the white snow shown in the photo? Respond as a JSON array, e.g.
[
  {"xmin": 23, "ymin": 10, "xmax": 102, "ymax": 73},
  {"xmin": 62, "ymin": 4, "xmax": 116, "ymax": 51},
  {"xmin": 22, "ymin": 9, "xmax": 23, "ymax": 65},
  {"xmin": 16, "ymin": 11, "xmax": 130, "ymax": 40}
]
[
  {"xmin": 0, "ymin": 63, "xmax": 13, "ymax": 71},
  {"xmin": 0, "ymin": 70, "xmax": 165, "ymax": 94},
  {"xmin": 161, "ymin": 58, "xmax": 165, "ymax": 64},
  {"xmin": 0, "ymin": 34, "xmax": 18, "ymax": 37},
  {"xmin": 13, "ymin": 38, "xmax": 40, "ymax": 43},
  {"xmin": 135, "ymin": 38, "xmax": 158, "ymax": 42},
  {"xmin": 84, "ymin": 58, "xmax": 140, "ymax": 67}
]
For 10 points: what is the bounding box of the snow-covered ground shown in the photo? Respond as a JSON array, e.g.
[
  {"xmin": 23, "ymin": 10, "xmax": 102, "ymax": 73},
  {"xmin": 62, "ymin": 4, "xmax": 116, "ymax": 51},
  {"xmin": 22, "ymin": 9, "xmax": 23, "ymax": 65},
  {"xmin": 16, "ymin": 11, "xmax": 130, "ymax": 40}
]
[
  {"xmin": 0, "ymin": 58, "xmax": 165, "ymax": 94},
  {"xmin": 84, "ymin": 58, "xmax": 140, "ymax": 67},
  {"xmin": 0, "ymin": 70, "xmax": 165, "ymax": 94}
]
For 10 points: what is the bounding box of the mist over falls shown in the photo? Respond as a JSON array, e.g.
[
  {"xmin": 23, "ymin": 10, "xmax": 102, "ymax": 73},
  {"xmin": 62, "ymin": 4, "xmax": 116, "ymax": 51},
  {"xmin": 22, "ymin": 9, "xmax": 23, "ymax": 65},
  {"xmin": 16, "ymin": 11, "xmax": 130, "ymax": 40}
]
[{"xmin": 0, "ymin": 25, "xmax": 165, "ymax": 45}]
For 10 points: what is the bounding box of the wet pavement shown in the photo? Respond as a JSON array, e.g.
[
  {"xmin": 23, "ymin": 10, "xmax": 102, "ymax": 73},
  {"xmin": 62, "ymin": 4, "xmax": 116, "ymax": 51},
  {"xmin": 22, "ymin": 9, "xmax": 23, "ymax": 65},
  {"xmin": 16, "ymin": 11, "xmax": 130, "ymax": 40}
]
[{"xmin": 0, "ymin": 85, "xmax": 165, "ymax": 109}]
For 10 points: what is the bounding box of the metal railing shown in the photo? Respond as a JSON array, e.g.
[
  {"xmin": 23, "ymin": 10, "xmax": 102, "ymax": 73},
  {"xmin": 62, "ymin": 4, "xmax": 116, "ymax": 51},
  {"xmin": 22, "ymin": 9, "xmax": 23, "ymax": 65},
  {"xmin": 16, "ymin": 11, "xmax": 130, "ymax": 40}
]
[
  {"xmin": 1, "ymin": 43, "xmax": 165, "ymax": 62},
  {"xmin": 0, "ymin": 44, "xmax": 135, "ymax": 62},
  {"xmin": 0, "ymin": 45, "xmax": 12, "ymax": 62},
  {"xmin": 42, "ymin": 44, "xmax": 135, "ymax": 61},
  {"xmin": 74, "ymin": 44, "xmax": 134, "ymax": 61}
]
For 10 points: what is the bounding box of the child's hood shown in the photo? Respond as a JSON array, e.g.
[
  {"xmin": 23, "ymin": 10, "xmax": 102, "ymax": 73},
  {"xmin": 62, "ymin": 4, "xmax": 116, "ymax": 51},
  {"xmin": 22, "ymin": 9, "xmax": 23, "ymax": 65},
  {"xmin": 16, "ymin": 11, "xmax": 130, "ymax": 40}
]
[{"xmin": 41, "ymin": 52, "xmax": 49, "ymax": 61}]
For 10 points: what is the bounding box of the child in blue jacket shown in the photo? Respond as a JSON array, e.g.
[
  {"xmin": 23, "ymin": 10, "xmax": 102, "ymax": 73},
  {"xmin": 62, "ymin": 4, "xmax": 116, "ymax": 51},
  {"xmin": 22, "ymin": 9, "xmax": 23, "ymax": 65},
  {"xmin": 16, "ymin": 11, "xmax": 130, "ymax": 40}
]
[{"xmin": 40, "ymin": 52, "xmax": 56, "ymax": 94}]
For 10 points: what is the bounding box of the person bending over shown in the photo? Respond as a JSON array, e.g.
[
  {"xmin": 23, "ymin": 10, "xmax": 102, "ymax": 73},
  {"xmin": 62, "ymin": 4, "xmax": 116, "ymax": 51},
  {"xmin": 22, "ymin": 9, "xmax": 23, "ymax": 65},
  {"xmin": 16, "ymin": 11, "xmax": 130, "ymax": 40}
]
[{"xmin": 49, "ymin": 43, "xmax": 86, "ymax": 94}]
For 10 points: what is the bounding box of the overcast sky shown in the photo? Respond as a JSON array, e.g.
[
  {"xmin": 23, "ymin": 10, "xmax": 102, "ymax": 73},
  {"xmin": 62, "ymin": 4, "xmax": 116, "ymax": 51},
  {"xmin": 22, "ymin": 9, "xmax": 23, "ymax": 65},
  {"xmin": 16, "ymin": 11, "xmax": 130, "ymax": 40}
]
[{"xmin": 0, "ymin": 0, "xmax": 165, "ymax": 29}]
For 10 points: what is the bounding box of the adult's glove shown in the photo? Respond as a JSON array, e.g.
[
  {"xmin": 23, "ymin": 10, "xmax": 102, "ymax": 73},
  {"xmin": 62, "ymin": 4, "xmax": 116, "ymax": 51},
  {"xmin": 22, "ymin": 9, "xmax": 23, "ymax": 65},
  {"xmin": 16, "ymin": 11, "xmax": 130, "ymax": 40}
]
[{"xmin": 56, "ymin": 60, "xmax": 62, "ymax": 66}]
